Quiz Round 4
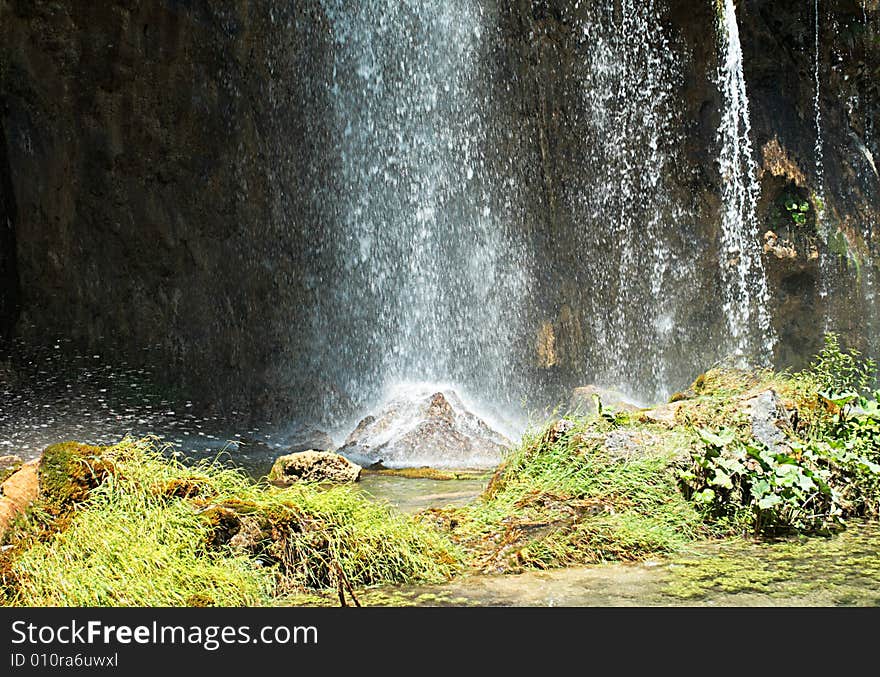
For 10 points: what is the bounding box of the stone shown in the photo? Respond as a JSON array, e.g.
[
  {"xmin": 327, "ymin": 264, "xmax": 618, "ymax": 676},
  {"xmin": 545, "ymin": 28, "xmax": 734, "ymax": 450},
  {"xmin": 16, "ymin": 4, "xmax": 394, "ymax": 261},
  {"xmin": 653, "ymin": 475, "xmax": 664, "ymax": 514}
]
[
  {"xmin": 639, "ymin": 402, "xmax": 684, "ymax": 427},
  {"xmin": 267, "ymin": 451, "xmax": 361, "ymax": 485},
  {"xmin": 0, "ymin": 460, "xmax": 39, "ymax": 539},
  {"xmin": 745, "ymin": 389, "xmax": 792, "ymax": 455},
  {"xmin": 543, "ymin": 419, "xmax": 575, "ymax": 445},
  {"xmin": 601, "ymin": 429, "xmax": 661, "ymax": 461},
  {"xmin": 570, "ymin": 386, "xmax": 642, "ymax": 415},
  {"xmin": 338, "ymin": 386, "xmax": 511, "ymax": 469}
]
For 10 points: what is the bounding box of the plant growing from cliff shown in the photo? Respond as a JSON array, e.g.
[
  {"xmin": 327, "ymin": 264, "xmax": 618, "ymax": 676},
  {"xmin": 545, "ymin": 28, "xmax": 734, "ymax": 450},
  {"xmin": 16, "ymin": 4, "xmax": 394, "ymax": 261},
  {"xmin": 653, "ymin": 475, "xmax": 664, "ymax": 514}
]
[{"xmin": 769, "ymin": 193, "xmax": 811, "ymax": 229}]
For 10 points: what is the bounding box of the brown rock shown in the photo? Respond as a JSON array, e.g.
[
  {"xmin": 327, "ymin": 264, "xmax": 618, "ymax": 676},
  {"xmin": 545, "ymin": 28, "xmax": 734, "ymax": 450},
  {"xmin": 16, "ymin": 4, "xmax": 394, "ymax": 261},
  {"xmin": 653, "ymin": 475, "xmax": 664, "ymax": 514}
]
[
  {"xmin": 639, "ymin": 402, "xmax": 684, "ymax": 427},
  {"xmin": 0, "ymin": 460, "xmax": 40, "ymax": 539},
  {"xmin": 268, "ymin": 451, "xmax": 361, "ymax": 485},
  {"xmin": 570, "ymin": 386, "xmax": 641, "ymax": 415}
]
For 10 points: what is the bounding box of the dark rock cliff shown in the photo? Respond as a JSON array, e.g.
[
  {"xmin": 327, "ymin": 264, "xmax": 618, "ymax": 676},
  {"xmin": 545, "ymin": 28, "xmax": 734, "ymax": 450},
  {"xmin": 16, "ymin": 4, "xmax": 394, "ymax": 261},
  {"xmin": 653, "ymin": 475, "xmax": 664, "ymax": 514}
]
[
  {"xmin": 1, "ymin": 0, "xmax": 877, "ymax": 420},
  {"xmin": 0, "ymin": 0, "xmax": 336, "ymax": 418}
]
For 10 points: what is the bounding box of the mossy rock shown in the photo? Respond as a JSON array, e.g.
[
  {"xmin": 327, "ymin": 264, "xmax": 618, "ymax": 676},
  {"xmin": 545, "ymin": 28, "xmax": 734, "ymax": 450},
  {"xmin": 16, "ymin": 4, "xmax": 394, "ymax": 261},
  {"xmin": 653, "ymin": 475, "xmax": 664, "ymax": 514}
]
[
  {"xmin": 38, "ymin": 442, "xmax": 115, "ymax": 510},
  {"xmin": 268, "ymin": 451, "xmax": 361, "ymax": 485}
]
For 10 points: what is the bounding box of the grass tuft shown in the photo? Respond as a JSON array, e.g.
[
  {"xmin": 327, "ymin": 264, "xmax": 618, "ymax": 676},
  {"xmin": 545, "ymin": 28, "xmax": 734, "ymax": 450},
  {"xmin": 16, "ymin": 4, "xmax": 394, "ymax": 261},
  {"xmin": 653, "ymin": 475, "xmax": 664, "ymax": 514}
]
[{"xmin": 4, "ymin": 438, "xmax": 460, "ymax": 606}]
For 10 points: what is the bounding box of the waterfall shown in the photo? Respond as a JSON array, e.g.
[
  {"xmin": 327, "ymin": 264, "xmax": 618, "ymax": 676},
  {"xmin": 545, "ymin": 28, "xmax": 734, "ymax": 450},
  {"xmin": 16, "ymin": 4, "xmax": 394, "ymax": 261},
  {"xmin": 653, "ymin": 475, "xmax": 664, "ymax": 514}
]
[
  {"xmin": 565, "ymin": 0, "xmax": 700, "ymax": 400},
  {"xmin": 813, "ymin": 0, "xmax": 826, "ymax": 212},
  {"xmin": 309, "ymin": 1, "xmax": 530, "ymax": 423},
  {"xmin": 714, "ymin": 0, "xmax": 774, "ymax": 362}
]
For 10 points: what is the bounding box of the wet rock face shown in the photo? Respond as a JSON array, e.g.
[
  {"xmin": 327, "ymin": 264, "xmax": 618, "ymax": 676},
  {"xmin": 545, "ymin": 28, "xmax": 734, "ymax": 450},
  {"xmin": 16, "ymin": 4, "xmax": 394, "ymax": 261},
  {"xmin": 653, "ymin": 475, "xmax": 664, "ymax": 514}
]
[
  {"xmin": 338, "ymin": 388, "xmax": 511, "ymax": 469},
  {"xmin": 0, "ymin": 0, "xmax": 877, "ymax": 425},
  {"xmin": 0, "ymin": 0, "xmax": 336, "ymax": 421},
  {"xmin": 0, "ymin": 120, "xmax": 17, "ymax": 341}
]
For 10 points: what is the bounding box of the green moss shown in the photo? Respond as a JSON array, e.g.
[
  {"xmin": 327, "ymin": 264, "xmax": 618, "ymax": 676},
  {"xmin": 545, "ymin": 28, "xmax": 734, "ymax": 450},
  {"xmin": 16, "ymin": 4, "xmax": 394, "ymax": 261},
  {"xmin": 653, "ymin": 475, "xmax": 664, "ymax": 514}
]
[
  {"xmin": 665, "ymin": 523, "xmax": 880, "ymax": 603},
  {"xmin": 38, "ymin": 442, "xmax": 115, "ymax": 511},
  {"xmin": 0, "ymin": 468, "xmax": 19, "ymax": 485}
]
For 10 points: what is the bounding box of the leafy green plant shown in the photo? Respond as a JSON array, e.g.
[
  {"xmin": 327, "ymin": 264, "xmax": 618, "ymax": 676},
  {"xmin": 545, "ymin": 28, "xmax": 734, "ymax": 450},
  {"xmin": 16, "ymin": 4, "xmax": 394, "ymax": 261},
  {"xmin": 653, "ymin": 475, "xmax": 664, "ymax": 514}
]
[
  {"xmin": 680, "ymin": 385, "xmax": 880, "ymax": 534},
  {"xmin": 769, "ymin": 193, "xmax": 811, "ymax": 229},
  {"xmin": 680, "ymin": 428, "xmax": 840, "ymax": 534},
  {"xmin": 807, "ymin": 332, "xmax": 877, "ymax": 395}
]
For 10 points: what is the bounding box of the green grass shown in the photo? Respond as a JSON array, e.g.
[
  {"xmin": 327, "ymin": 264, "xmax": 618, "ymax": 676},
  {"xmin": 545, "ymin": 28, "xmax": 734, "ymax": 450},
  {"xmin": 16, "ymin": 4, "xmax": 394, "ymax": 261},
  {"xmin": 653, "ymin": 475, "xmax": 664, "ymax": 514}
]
[
  {"xmin": 422, "ymin": 416, "xmax": 707, "ymax": 572},
  {"xmin": 2, "ymin": 438, "xmax": 460, "ymax": 607}
]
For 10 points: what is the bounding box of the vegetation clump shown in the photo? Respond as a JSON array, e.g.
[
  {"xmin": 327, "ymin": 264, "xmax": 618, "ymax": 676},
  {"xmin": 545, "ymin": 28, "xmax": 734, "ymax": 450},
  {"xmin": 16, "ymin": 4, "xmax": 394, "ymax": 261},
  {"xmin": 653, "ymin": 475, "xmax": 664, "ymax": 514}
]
[
  {"xmin": 422, "ymin": 415, "xmax": 706, "ymax": 573},
  {"xmin": 1, "ymin": 439, "xmax": 460, "ymax": 606},
  {"xmin": 677, "ymin": 333, "xmax": 880, "ymax": 535}
]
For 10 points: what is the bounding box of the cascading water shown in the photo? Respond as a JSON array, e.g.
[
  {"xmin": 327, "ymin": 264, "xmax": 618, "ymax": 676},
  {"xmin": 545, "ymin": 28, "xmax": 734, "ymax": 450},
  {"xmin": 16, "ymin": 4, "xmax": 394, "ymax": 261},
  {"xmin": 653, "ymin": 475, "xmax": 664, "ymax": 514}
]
[
  {"xmin": 714, "ymin": 0, "xmax": 774, "ymax": 362},
  {"xmin": 308, "ymin": 1, "xmax": 530, "ymax": 427},
  {"xmin": 563, "ymin": 0, "xmax": 701, "ymax": 401},
  {"xmin": 813, "ymin": 0, "xmax": 834, "ymax": 318},
  {"xmin": 814, "ymin": 0, "xmax": 826, "ymax": 204}
]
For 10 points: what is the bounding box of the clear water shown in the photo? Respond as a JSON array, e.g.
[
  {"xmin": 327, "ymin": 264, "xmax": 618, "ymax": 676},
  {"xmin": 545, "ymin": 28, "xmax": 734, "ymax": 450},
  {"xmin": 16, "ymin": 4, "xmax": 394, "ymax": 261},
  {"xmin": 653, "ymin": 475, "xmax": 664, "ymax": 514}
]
[{"xmin": 364, "ymin": 522, "xmax": 880, "ymax": 607}]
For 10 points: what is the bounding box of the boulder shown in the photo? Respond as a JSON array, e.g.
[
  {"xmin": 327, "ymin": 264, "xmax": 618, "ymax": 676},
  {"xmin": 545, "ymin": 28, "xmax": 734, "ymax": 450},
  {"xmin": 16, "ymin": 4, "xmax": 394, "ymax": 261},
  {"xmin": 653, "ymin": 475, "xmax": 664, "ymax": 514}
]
[
  {"xmin": 338, "ymin": 386, "xmax": 511, "ymax": 469},
  {"xmin": 570, "ymin": 385, "xmax": 641, "ymax": 415},
  {"xmin": 267, "ymin": 451, "xmax": 361, "ymax": 485},
  {"xmin": 745, "ymin": 390, "xmax": 792, "ymax": 455}
]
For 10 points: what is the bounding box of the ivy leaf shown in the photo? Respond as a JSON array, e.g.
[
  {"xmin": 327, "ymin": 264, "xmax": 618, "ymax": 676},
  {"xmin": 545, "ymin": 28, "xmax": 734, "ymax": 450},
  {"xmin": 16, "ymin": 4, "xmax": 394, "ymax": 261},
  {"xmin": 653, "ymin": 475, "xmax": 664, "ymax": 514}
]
[
  {"xmin": 752, "ymin": 479, "xmax": 771, "ymax": 498},
  {"xmin": 695, "ymin": 488, "xmax": 716, "ymax": 504},
  {"xmin": 796, "ymin": 473, "xmax": 816, "ymax": 491},
  {"xmin": 710, "ymin": 470, "xmax": 733, "ymax": 490},
  {"xmin": 757, "ymin": 494, "xmax": 782, "ymax": 510},
  {"xmin": 857, "ymin": 458, "xmax": 880, "ymax": 475},
  {"xmin": 698, "ymin": 428, "xmax": 736, "ymax": 448},
  {"xmin": 819, "ymin": 391, "xmax": 859, "ymax": 408}
]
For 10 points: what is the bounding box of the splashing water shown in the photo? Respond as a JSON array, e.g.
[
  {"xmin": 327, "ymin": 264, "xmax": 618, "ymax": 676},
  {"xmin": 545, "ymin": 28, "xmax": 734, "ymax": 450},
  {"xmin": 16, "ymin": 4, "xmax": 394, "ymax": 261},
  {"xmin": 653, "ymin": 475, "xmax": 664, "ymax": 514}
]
[
  {"xmin": 714, "ymin": 0, "xmax": 774, "ymax": 362},
  {"xmin": 308, "ymin": 0, "xmax": 531, "ymax": 421}
]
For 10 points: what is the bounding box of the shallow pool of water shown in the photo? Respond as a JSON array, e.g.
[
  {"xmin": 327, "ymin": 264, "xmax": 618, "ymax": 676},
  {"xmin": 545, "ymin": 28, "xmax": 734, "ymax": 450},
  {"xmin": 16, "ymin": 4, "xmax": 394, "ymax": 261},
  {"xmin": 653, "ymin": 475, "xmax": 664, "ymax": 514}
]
[{"xmin": 360, "ymin": 522, "xmax": 880, "ymax": 607}]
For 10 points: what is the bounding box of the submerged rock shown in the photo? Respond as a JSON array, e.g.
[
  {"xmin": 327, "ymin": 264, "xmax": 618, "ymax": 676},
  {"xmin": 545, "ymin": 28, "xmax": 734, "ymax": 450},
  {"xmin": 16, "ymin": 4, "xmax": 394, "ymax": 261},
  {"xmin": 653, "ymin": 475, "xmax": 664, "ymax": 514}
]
[
  {"xmin": 267, "ymin": 451, "xmax": 361, "ymax": 485},
  {"xmin": 338, "ymin": 387, "xmax": 511, "ymax": 469}
]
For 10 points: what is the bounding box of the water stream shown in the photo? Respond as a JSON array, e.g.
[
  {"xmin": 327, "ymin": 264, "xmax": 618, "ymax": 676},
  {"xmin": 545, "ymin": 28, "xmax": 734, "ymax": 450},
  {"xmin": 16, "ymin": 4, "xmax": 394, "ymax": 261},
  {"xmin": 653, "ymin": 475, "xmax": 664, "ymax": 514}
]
[
  {"xmin": 567, "ymin": 0, "xmax": 699, "ymax": 399},
  {"xmin": 715, "ymin": 0, "xmax": 774, "ymax": 363}
]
